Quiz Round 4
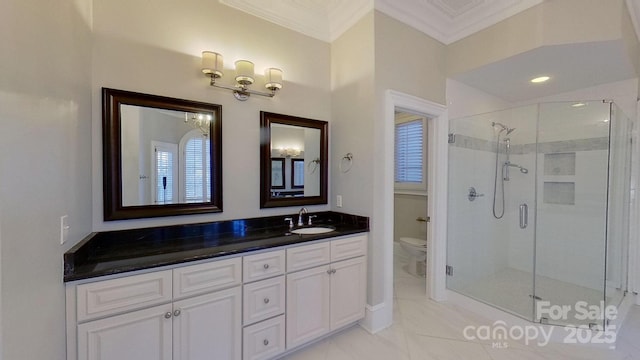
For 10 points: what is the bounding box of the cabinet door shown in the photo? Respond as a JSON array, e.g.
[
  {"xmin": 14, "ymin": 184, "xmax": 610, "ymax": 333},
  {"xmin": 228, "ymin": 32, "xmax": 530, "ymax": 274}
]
[
  {"xmin": 173, "ymin": 286, "xmax": 242, "ymax": 360},
  {"xmin": 77, "ymin": 304, "xmax": 173, "ymax": 360},
  {"xmin": 286, "ymin": 266, "xmax": 331, "ymax": 349},
  {"xmin": 330, "ymin": 256, "xmax": 366, "ymax": 330}
]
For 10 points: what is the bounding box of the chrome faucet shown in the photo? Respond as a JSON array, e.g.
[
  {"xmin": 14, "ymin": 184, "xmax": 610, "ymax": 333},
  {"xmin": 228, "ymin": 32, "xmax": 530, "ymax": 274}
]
[
  {"xmin": 284, "ymin": 217, "xmax": 293, "ymax": 230},
  {"xmin": 297, "ymin": 207, "xmax": 308, "ymax": 226}
]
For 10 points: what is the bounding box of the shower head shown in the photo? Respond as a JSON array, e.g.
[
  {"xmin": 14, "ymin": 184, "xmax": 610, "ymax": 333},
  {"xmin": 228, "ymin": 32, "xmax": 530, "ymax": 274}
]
[
  {"xmin": 492, "ymin": 122, "xmax": 516, "ymax": 135},
  {"xmin": 505, "ymin": 162, "xmax": 529, "ymax": 174}
]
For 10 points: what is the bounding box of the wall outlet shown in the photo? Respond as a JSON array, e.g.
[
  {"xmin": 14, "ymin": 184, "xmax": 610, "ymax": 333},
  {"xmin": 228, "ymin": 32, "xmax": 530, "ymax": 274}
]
[
  {"xmin": 60, "ymin": 215, "xmax": 69, "ymax": 245},
  {"xmin": 336, "ymin": 195, "xmax": 343, "ymax": 208}
]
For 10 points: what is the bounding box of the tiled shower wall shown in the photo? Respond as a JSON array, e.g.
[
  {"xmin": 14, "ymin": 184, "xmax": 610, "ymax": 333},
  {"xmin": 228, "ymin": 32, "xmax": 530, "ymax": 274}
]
[{"xmin": 449, "ymin": 133, "xmax": 609, "ymax": 291}]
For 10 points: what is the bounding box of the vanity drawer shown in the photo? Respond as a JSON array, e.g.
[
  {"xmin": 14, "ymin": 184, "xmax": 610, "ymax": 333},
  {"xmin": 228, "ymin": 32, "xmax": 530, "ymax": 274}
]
[
  {"xmin": 286, "ymin": 241, "xmax": 331, "ymax": 272},
  {"xmin": 173, "ymin": 257, "xmax": 241, "ymax": 299},
  {"xmin": 243, "ymin": 250, "xmax": 285, "ymax": 283},
  {"xmin": 77, "ymin": 270, "xmax": 172, "ymax": 322},
  {"xmin": 331, "ymin": 235, "xmax": 367, "ymax": 262},
  {"xmin": 243, "ymin": 315, "xmax": 286, "ymax": 360},
  {"xmin": 243, "ymin": 276, "xmax": 285, "ymax": 326}
]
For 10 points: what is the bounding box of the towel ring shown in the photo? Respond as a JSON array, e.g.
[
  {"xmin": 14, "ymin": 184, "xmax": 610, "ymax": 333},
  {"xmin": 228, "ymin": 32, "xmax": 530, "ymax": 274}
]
[
  {"xmin": 339, "ymin": 153, "xmax": 353, "ymax": 173},
  {"xmin": 308, "ymin": 158, "xmax": 320, "ymax": 174}
]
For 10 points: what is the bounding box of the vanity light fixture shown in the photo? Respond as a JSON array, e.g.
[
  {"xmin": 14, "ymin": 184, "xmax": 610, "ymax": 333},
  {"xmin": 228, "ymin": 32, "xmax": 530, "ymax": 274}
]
[
  {"xmin": 279, "ymin": 147, "xmax": 301, "ymax": 158},
  {"xmin": 201, "ymin": 51, "xmax": 283, "ymax": 101}
]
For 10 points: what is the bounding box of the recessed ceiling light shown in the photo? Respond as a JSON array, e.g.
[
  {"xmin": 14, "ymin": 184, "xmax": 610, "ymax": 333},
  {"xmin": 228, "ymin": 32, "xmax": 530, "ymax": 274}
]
[
  {"xmin": 530, "ymin": 76, "xmax": 550, "ymax": 83},
  {"xmin": 572, "ymin": 102, "xmax": 587, "ymax": 108}
]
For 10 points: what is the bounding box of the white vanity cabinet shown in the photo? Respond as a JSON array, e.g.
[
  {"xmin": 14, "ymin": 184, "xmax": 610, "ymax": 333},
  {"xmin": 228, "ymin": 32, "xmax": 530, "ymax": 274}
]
[
  {"xmin": 67, "ymin": 233, "xmax": 367, "ymax": 360},
  {"xmin": 242, "ymin": 250, "xmax": 287, "ymax": 360},
  {"xmin": 70, "ymin": 258, "xmax": 242, "ymax": 360},
  {"xmin": 286, "ymin": 235, "xmax": 367, "ymax": 350}
]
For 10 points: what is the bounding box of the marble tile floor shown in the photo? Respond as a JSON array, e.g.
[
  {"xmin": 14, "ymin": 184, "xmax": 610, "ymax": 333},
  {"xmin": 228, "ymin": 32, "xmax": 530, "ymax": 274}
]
[{"xmin": 281, "ymin": 245, "xmax": 640, "ymax": 360}]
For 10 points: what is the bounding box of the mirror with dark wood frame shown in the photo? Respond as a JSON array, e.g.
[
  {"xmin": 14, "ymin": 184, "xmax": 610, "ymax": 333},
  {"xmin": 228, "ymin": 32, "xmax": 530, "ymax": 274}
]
[
  {"xmin": 260, "ymin": 111, "xmax": 328, "ymax": 208},
  {"xmin": 103, "ymin": 88, "xmax": 223, "ymax": 220}
]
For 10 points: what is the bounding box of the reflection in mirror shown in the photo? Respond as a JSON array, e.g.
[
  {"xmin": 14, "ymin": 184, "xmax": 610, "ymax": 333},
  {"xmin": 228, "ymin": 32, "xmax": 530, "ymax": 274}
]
[
  {"xmin": 103, "ymin": 88, "xmax": 222, "ymax": 220},
  {"xmin": 260, "ymin": 112, "xmax": 328, "ymax": 208},
  {"xmin": 121, "ymin": 106, "xmax": 211, "ymax": 206},
  {"xmin": 291, "ymin": 159, "xmax": 305, "ymax": 189},
  {"xmin": 271, "ymin": 158, "xmax": 285, "ymax": 189}
]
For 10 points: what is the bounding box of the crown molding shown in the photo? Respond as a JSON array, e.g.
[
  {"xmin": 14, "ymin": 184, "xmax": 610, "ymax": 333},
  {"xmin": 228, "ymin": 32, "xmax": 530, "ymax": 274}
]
[
  {"xmin": 375, "ymin": 0, "xmax": 543, "ymax": 44},
  {"xmin": 327, "ymin": 0, "xmax": 374, "ymax": 42}
]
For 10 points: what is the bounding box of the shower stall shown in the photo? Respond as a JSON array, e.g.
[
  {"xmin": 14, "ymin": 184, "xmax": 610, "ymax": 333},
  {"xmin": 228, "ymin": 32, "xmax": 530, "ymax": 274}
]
[{"xmin": 447, "ymin": 100, "xmax": 632, "ymax": 329}]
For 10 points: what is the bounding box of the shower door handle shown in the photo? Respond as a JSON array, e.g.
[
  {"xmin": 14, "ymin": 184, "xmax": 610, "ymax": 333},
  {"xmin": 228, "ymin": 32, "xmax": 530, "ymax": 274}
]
[{"xmin": 519, "ymin": 204, "xmax": 528, "ymax": 229}]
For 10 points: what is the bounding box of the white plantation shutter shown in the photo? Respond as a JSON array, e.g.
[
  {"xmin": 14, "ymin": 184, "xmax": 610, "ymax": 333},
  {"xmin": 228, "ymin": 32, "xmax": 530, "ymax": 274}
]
[
  {"xmin": 183, "ymin": 136, "xmax": 211, "ymax": 202},
  {"xmin": 395, "ymin": 119, "xmax": 424, "ymax": 183},
  {"xmin": 155, "ymin": 149, "xmax": 174, "ymax": 203}
]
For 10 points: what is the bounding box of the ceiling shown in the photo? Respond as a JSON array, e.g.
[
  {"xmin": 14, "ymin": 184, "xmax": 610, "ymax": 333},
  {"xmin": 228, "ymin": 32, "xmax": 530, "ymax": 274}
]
[
  {"xmin": 219, "ymin": 0, "xmax": 640, "ymax": 45},
  {"xmin": 220, "ymin": 0, "xmax": 640, "ymax": 102},
  {"xmin": 220, "ymin": 0, "xmax": 547, "ymax": 43},
  {"xmin": 451, "ymin": 40, "xmax": 638, "ymax": 102}
]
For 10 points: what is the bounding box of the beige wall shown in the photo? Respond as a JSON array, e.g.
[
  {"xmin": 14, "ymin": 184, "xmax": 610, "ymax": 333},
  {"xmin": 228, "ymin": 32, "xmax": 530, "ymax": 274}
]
[
  {"xmin": 370, "ymin": 11, "xmax": 447, "ymax": 305},
  {"xmin": 330, "ymin": 12, "xmax": 376, "ymax": 301},
  {"xmin": 447, "ymin": 0, "xmax": 635, "ymax": 77},
  {"xmin": 374, "ymin": 11, "xmax": 447, "ymax": 104},
  {"xmin": 0, "ymin": 0, "xmax": 93, "ymax": 359},
  {"xmin": 394, "ymin": 194, "xmax": 428, "ymax": 241},
  {"xmin": 330, "ymin": 10, "xmax": 447, "ymax": 307},
  {"xmin": 92, "ymin": 0, "xmax": 333, "ymax": 231}
]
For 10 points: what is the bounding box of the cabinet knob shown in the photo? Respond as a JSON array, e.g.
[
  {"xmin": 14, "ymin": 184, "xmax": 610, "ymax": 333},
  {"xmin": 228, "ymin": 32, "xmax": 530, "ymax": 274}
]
[
  {"xmin": 263, "ymin": 339, "xmax": 269, "ymax": 346},
  {"xmin": 263, "ymin": 297, "xmax": 270, "ymax": 304},
  {"xmin": 173, "ymin": 309, "xmax": 181, "ymax": 317},
  {"xmin": 164, "ymin": 312, "xmax": 172, "ymax": 319},
  {"xmin": 327, "ymin": 269, "xmax": 332, "ymax": 275},
  {"xmin": 263, "ymin": 263, "xmax": 270, "ymax": 270},
  {"xmin": 332, "ymin": 269, "xmax": 337, "ymax": 274}
]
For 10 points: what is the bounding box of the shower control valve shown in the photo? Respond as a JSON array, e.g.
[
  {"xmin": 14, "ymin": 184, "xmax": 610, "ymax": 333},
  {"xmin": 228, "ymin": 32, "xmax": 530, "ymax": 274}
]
[{"xmin": 468, "ymin": 187, "xmax": 484, "ymax": 201}]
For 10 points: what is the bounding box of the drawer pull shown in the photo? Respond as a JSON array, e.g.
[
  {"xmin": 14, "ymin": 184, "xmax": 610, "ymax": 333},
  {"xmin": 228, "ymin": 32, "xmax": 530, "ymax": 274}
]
[
  {"xmin": 164, "ymin": 312, "xmax": 172, "ymax": 319},
  {"xmin": 263, "ymin": 263, "xmax": 270, "ymax": 270},
  {"xmin": 263, "ymin": 297, "xmax": 270, "ymax": 304},
  {"xmin": 173, "ymin": 309, "xmax": 181, "ymax": 317},
  {"xmin": 263, "ymin": 339, "xmax": 269, "ymax": 346}
]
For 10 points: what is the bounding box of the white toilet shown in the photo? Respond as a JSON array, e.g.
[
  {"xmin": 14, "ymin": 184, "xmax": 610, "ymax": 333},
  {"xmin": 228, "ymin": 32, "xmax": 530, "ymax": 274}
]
[{"xmin": 398, "ymin": 237, "xmax": 427, "ymax": 277}]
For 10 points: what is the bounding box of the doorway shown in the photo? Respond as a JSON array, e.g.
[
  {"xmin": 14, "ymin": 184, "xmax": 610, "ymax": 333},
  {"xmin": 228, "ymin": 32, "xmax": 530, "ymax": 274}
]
[{"xmin": 393, "ymin": 111, "xmax": 429, "ymax": 299}]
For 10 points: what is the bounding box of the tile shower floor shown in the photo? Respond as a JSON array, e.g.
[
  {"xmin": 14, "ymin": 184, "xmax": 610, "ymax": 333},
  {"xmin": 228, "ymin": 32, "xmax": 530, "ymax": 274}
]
[
  {"xmin": 281, "ymin": 247, "xmax": 640, "ymax": 360},
  {"xmin": 459, "ymin": 267, "xmax": 619, "ymax": 327}
]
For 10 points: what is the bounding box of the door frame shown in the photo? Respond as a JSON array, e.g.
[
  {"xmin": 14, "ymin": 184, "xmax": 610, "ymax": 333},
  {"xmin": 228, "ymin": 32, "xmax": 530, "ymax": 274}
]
[{"xmin": 374, "ymin": 90, "xmax": 448, "ymax": 331}]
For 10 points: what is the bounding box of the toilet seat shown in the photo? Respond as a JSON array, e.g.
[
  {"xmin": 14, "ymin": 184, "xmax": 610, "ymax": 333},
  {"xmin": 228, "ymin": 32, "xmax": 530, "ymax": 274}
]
[{"xmin": 399, "ymin": 237, "xmax": 427, "ymax": 247}]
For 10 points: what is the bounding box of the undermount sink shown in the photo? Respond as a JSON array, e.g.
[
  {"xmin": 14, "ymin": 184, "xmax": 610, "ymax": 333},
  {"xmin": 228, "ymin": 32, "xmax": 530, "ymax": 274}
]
[{"xmin": 290, "ymin": 226, "xmax": 336, "ymax": 235}]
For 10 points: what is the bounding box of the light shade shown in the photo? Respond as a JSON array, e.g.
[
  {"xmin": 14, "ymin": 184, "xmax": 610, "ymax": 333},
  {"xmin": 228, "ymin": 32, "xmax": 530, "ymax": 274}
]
[
  {"xmin": 265, "ymin": 68, "xmax": 283, "ymax": 90},
  {"xmin": 235, "ymin": 60, "xmax": 255, "ymax": 85},
  {"xmin": 202, "ymin": 51, "xmax": 223, "ymax": 78}
]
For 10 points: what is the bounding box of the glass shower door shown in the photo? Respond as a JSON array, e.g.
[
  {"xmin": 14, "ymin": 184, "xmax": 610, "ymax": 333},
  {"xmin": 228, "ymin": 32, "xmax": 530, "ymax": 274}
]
[
  {"xmin": 447, "ymin": 105, "xmax": 538, "ymax": 321},
  {"xmin": 533, "ymin": 101, "xmax": 610, "ymax": 328}
]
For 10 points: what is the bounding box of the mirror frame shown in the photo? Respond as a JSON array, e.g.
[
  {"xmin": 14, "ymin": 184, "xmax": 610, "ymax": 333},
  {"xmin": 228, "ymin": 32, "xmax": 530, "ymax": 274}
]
[
  {"xmin": 103, "ymin": 88, "xmax": 223, "ymax": 220},
  {"xmin": 260, "ymin": 111, "xmax": 328, "ymax": 208}
]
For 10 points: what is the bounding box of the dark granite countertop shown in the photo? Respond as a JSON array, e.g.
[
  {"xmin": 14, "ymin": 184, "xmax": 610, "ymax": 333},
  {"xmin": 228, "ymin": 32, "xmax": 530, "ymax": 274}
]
[{"xmin": 64, "ymin": 211, "xmax": 369, "ymax": 282}]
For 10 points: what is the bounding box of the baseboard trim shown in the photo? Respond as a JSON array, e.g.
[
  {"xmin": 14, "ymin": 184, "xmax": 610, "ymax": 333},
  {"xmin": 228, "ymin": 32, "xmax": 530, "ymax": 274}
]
[{"xmin": 359, "ymin": 302, "xmax": 391, "ymax": 334}]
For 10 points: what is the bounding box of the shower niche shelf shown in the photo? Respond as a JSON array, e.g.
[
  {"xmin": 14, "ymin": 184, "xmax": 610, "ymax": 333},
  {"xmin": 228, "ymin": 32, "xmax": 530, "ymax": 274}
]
[
  {"xmin": 542, "ymin": 152, "xmax": 576, "ymax": 205},
  {"xmin": 544, "ymin": 152, "xmax": 576, "ymax": 176}
]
